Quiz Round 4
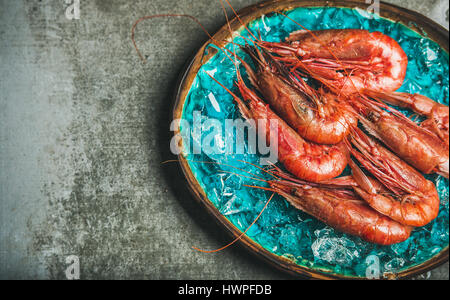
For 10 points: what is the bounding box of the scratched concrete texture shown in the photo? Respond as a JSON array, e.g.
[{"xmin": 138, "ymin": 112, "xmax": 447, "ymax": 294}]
[{"xmin": 0, "ymin": 0, "xmax": 448, "ymax": 280}]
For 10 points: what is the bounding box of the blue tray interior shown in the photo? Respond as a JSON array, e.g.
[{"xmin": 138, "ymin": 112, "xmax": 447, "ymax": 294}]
[{"xmin": 180, "ymin": 6, "xmax": 449, "ymax": 277}]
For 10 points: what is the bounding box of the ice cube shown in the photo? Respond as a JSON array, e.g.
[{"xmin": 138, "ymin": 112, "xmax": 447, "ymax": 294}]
[
  {"xmin": 384, "ymin": 257, "xmax": 405, "ymax": 272},
  {"xmin": 312, "ymin": 235, "xmax": 359, "ymax": 267},
  {"xmin": 220, "ymin": 195, "xmax": 252, "ymax": 216},
  {"xmin": 278, "ymin": 225, "xmax": 301, "ymax": 255},
  {"xmin": 220, "ymin": 195, "xmax": 240, "ymax": 216},
  {"xmin": 391, "ymin": 239, "xmax": 411, "ymax": 256}
]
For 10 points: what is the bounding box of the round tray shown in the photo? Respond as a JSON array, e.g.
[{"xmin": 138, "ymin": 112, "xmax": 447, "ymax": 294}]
[{"xmin": 172, "ymin": 0, "xmax": 449, "ymax": 279}]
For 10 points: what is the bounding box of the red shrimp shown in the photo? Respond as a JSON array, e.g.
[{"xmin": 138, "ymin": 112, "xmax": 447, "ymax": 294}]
[
  {"xmin": 348, "ymin": 128, "xmax": 440, "ymax": 227},
  {"xmin": 261, "ymin": 29, "xmax": 408, "ymax": 95},
  {"xmin": 239, "ymin": 45, "xmax": 358, "ymax": 145},
  {"xmin": 249, "ymin": 167, "xmax": 412, "ymax": 245},
  {"xmin": 350, "ymin": 94, "xmax": 449, "ymax": 178},
  {"xmin": 208, "ymin": 69, "xmax": 349, "ymax": 183},
  {"xmin": 364, "ymin": 89, "xmax": 449, "ymax": 147}
]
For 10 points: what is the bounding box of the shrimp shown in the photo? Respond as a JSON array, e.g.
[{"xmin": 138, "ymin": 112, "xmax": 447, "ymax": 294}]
[
  {"xmin": 240, "ymin": 45, "xmax": 358, "ymax": 145},
  {"xmin": 348, "ymin": 128, "xmax": 440, "ymax": 227},
  {"xmin": 364, "ymin": 89, "xmax": 449, "ymax": 147},
  {"xmin": 249, "ymin": 167, "xmax": 412, "ymax": 245},
  {"xmin": 350, "ymin": 94, "xmax": 449, "ymax": 178},
  {"xmin": 208, "ymin": 67, "xmax": 349, "ymax": 183},
  {"xmin": 261, "ymin": 29, "xmax": 408, "ymax": 95}
]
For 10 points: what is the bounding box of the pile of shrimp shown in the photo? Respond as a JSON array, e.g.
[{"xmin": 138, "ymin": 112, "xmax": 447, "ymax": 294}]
[{"xmin": 133, "ymin": 1, "xmax": 449, "ymax": 246}]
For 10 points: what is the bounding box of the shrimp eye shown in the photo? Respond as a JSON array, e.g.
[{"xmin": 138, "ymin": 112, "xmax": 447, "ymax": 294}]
[{"xmin": 367, "ymin": 111, "xmax": 380, "ymax": 122}]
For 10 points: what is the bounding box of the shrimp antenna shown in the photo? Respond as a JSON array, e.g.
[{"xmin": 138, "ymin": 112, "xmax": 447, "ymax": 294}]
[
  {"xmin": 161, "ymin": 159, "xmax": 272, "ymax": 181},
  {"xmin": 277, "ymin": 11, "xmax": 364, "ymax": 98},
  {"xmin": 223, "ymin": 0, "xmax": 259, "ymax": 42},
  {"xmin": 161, "ymin": 159, "xmax": 278, "ymax": 253},
  {"xmin": 192, "ymin": 192, "xmax": 275, "ymax": 253},
  {"xmin": 219, "ymin": 0, "xmax": 240, "ymax": 76}
]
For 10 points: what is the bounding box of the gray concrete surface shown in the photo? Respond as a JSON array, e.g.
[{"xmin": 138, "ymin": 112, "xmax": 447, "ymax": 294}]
[{"xmin": 0, "ymin": 0, "xmax": 448, "ymax": 280}]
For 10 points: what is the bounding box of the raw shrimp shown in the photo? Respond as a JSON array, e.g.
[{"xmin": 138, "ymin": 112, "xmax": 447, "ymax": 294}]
[
  {"xmin": 261, "ymin": 29, "xmax": 408, "ymax": 95},
  {"xmin": 208, "ymin": 68, "xmax": 349, "ymax": 183},
  {"xmin": 364, "ymin": 89, "xmax": 449, "ymax": 147},
  {"xmin": 249, "ymin": 167, "xmax": 412, "ymax": 245},
  {"xmin": 240, "ymin": 45, "xmax": 358, "ymax": 145},
  {"xmin": 348, "ymin": 128, "xmax": 440, "ymax": 227},
  {"xmin": 350, "ymin": 94, "xmax": 449, "ymax": 178}
]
